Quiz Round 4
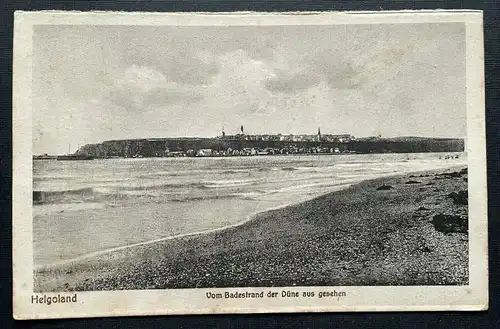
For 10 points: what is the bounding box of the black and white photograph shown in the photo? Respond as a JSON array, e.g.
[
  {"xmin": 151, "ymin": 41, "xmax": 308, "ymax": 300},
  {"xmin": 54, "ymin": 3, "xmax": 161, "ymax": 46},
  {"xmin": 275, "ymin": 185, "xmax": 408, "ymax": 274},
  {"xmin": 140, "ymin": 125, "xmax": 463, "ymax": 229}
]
[{"xmin": 13, "ymin": 11, "xmax": 487, "ymax": 319}]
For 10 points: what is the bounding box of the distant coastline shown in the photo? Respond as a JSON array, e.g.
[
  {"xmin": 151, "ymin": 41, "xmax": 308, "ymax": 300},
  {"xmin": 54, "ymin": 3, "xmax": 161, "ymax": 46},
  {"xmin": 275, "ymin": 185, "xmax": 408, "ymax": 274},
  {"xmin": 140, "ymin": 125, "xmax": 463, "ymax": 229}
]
[{"xmin": 34, "ymin": 134, "xmax": 464, "ymax": 159}]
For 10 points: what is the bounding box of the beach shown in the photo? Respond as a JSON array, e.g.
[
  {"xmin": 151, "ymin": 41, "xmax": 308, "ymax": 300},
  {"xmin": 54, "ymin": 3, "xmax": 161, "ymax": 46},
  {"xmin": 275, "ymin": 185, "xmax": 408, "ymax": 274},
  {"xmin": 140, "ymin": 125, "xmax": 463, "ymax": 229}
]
[{"xmin": 34, "ymin": 166, "xmax": 468, "ymax": 291}]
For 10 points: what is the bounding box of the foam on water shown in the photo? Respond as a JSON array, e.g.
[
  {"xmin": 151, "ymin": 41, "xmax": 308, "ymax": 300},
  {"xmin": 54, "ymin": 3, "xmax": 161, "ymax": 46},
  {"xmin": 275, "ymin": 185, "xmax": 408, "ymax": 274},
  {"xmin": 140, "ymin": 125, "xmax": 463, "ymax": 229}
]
[{"xmin": 34, "ymin": 203, "xmax": 105, "ymax": 217}]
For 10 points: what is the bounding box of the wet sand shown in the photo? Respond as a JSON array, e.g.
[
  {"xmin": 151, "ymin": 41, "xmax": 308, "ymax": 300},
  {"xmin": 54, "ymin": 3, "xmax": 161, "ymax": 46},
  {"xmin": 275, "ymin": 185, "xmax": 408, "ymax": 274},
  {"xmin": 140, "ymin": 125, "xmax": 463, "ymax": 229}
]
[{"xmin": 34, "ymin": 166, "xmax": 468, "ymax": 291}]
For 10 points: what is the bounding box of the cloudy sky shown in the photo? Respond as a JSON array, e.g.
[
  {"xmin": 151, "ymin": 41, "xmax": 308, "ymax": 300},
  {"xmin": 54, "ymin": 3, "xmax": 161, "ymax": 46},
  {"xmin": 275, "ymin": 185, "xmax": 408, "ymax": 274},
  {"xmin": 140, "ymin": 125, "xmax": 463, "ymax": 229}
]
[{"xmin": 33, "ymin": 23, "xmax": 465, "ymax": 154}]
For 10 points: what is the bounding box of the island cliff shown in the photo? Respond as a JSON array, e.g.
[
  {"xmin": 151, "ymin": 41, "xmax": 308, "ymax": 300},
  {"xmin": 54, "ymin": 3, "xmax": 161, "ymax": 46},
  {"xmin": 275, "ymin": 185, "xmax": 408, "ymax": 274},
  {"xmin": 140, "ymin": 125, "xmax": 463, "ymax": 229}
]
[{"xmin": 75, "ymin": 136, "xmax": 464, "ymax": 158}]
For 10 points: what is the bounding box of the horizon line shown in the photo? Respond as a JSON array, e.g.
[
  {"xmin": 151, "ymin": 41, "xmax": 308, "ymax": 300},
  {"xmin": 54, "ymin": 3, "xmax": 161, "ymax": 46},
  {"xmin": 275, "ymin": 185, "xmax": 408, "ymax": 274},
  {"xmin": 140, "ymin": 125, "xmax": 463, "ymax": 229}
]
[{"xmin": 100, "ymin": 133, "xmax": 466, "ymax": 141}]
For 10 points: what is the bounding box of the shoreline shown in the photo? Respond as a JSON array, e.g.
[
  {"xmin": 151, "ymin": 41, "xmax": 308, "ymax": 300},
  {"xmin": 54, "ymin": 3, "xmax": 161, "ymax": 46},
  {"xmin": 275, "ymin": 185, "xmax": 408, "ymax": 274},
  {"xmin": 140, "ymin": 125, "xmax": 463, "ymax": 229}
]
[
  {"xmin": 34, "ymin": 185, "xmax": 349, "ymax": 271},
  {"xmin": 34, "ymin": 150, "xmax": 465, "ymax": 161},
  {"xmin": 34, "ymin": 165, "xmax": 462, "ymax": 270},
  {"xmin": 35, "ymin": 165, "xmax": 469, "ymax": 291},
  {"xmin": 35, "ymin": 182, "xmax": 356, "ymax": 271}
]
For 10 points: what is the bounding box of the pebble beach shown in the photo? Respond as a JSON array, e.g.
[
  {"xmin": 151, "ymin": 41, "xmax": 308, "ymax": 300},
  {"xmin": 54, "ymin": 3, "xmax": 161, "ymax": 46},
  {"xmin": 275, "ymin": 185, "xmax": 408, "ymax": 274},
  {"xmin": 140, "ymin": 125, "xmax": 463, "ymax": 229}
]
[{"xmin": 34, "ymin": 166, "xmax": 469, "ymax": 291}]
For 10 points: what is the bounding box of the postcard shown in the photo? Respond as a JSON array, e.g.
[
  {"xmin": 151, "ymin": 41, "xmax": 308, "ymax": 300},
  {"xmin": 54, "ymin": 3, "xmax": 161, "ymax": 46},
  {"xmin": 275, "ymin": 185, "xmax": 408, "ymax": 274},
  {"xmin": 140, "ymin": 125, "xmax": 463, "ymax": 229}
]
[{"xmin": 13, "ymin": 10, "xmax": 487, "ymax": 319}]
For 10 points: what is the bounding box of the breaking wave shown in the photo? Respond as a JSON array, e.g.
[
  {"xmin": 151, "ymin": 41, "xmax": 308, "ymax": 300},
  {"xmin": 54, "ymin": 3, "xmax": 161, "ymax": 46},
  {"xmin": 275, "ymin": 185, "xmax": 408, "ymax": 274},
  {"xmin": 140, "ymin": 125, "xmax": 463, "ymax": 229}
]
[
  {"xmin": 32, "ymin": 178, "xmax": 266, "ymax": 205},
  {"xmin": 33, "ymin": 188, "xmax": 96, "ymax": 204}
]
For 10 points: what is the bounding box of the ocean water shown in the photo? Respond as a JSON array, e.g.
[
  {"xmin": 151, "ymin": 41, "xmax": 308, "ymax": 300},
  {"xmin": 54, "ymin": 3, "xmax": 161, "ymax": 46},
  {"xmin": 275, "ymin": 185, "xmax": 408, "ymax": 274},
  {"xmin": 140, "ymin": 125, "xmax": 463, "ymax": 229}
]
[{"xmin": 33, "ymin": 153, "xmax": 466, "ymax": 267}]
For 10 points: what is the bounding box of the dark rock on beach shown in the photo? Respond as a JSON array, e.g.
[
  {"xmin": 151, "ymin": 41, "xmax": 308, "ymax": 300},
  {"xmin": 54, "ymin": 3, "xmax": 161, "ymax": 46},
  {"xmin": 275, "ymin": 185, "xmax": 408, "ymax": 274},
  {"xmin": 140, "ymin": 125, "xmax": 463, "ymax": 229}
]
[
  {"xmin": 447, "ymin": 190, "xmax": 468, "ymax": 206},
  {"xmin": 431, "ymin": 214, "xmax": 468, "ymax": 234},
  {"xmin": 436, "ymin": 169, "xmax": 467, "ymax": 179},
  {"xmin": 405, "ymin": 180, "xmax": 421, "ymax": 184},
  {"xmin": 377, "ymin": 185, "xmax": 394, "ymax": 190},
  {"xmin": 444, "ymin": 172, "xmax": 462, "ymax": 178},
  {"xmin": 420, "ymin": 246, "xmax": 433, "ymax": 253}
]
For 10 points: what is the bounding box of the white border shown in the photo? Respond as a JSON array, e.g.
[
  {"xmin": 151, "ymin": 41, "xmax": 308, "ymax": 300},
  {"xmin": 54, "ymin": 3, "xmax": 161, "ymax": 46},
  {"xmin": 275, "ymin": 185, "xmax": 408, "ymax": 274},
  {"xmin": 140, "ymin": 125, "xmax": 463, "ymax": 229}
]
[{"xmin": 13, "ymin": 10, "xmax": 487, "ymax": 319}]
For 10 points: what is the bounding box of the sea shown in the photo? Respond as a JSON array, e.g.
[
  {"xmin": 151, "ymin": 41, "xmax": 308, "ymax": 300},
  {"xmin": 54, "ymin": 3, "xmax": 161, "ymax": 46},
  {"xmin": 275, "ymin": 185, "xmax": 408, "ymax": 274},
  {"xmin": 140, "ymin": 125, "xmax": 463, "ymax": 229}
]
[{"xmin": 33, "ymin": 152, "xmax": 466, "ymax": 267}]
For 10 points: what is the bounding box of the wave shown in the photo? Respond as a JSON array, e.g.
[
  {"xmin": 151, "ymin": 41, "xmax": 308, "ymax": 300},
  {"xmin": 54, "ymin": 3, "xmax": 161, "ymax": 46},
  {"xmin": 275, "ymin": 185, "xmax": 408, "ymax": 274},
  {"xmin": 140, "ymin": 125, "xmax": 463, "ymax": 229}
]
[
  {"xmin": 33, "ymin": 188, "xmax": 96, "ymax": 204},
  {"xmin": 168, "ymin": 193, "xmax": 256, "ymax": 203},
  {"xmin": 134, "ymin": 168, "xmax": 251, "ymax": 179},
  {"xmin": 33, "ymin": 186, "xmax": 157, "ymax": 205},
  {"xmin": 115, "ymin": 182, "xmax": 208, "ymax": 191},
  {"xmin": 33, "ymin": 202, "xmax": 106, "ymax": 216},
  {"xmin": 221, "ymin": 170, "xmax": 249, "ymax": 175},
  {"xmin": 202, "ymin": 178, "xmax": 263, "ymax": 188},
  {"xmin": 32, "ymin": 177, "xmax": 266, "ymax": 204}
]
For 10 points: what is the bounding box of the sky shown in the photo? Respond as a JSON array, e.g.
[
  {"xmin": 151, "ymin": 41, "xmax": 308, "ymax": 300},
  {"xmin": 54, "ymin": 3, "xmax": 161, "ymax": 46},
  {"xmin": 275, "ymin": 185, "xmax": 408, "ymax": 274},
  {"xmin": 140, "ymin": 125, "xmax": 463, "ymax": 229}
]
[{"xmin": 32, "ymin": 23, "xmax": 466, "ymax": 154}]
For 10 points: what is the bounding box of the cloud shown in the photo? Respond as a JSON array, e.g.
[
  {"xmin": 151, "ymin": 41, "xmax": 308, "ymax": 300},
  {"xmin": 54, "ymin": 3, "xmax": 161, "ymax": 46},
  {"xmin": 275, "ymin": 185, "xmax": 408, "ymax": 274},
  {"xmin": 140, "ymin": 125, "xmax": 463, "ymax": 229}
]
[
  {"xmin": 104, "ymin": 65, "xmax": 204, "ymax": 111},
  {"xmin": 263, "ymin": 41, "xmax": 418, "ymax": 94},
  {"xmin": 264, "ymin": 62, "xmax": 363, "ymax": 93},
  {"xmin": 32, "ymin": 23, "xmax": 466, "ymax": 154},
  {"xmin": 123, "ymin": 39, "xmax": 220, "ymax": 86},
  {"xmin": 261, "ymin": 46, "xmax": 363, "ymax": 93},
  {"xmin": 265, "ymin": 68, "xmax": 322, "ymax": 92},
  {"xmin": 208, "ymin": 49, "xmax": 278, "ymax": 117},
  {"xmin": 321, "ymin": 62, "xmax": 362, "ymax": 90}
]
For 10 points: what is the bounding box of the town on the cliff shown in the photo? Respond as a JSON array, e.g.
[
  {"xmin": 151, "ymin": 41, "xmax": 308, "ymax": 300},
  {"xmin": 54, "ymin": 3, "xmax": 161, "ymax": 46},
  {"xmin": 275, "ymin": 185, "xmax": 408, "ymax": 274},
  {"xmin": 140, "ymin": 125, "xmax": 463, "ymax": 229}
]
[{"xmin": 33, "ymin": 126, "xmax": 465, "ymax": 160}]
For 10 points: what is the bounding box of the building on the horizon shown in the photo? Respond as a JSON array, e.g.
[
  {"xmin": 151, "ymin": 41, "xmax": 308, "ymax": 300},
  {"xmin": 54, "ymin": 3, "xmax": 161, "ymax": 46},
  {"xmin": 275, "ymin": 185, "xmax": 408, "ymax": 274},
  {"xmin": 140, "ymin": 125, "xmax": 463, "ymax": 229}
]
[{"xmin": 215, "ymin": 125, "xmax": 359, "ymax": 143}]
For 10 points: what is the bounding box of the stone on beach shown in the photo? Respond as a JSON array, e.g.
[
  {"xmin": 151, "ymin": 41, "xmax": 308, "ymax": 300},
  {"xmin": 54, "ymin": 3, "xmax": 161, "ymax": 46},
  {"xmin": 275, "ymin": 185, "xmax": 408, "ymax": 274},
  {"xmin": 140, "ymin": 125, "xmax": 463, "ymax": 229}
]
[
  {"xmin": 447, "ymin": 190, "xmax": 468, "ymax": 206},
  {"xmin": 431, "ymin": 213, "xmax": 468, "ymax": 234}
]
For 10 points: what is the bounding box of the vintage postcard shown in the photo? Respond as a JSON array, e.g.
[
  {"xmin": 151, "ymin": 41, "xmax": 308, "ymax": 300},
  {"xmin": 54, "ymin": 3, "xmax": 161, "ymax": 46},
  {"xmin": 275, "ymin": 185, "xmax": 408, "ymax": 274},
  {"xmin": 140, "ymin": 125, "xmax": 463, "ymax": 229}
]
[{"xmin": 13, "ymin": 10, "xmax": 487, "ymax": 319}]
